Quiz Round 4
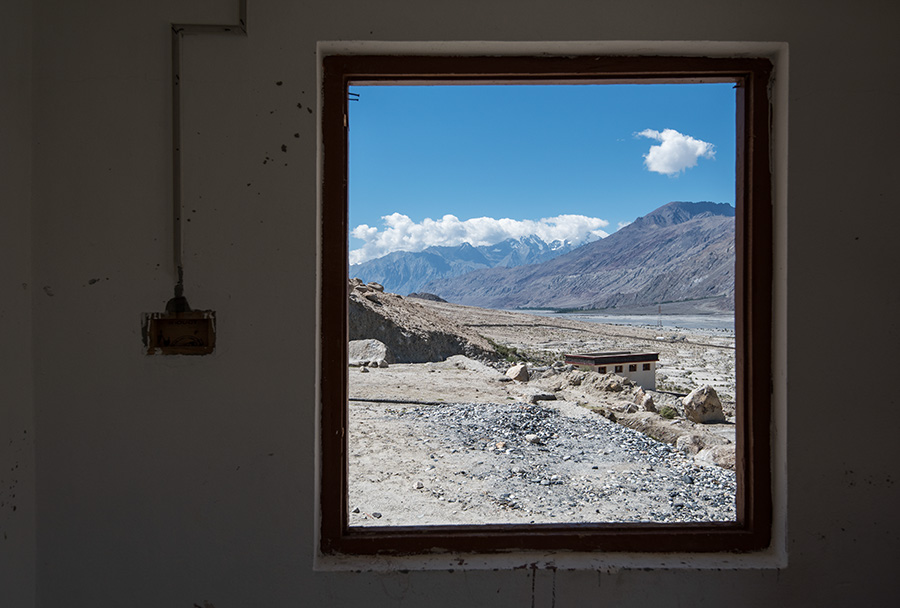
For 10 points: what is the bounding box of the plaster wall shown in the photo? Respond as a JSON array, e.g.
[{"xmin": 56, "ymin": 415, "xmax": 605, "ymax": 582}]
[
  {"xmin": 5, "ymin": 0, "xmax": 898, "ymax": 606},
  {"xmin": 0, "ymin": 1, "xmax": 35, "ymax": 606}
]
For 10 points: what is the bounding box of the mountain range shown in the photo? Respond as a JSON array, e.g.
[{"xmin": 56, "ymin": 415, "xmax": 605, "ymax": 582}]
[
  {"xmin": 349, "ymin": 235, "xmax": 583, "ymax": 296},
  {"xmin": 423, "ymin": 201, "xmax": 736, "ymax": 312}
]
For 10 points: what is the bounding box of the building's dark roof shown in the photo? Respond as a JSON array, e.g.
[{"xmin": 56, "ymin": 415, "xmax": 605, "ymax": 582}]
[{"xmin": 564, "ymin": 351, "xmax": 659, "ymax": 365}]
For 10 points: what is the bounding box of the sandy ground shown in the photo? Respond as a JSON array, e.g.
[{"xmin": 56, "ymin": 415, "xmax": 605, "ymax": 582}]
[
  {"xmin": 412, "ymin": 300, "xmax": 736, "ymax": 401},
  {"xmin": 348, "ymin": 301, "xmax": 737, "ymax": 526}
]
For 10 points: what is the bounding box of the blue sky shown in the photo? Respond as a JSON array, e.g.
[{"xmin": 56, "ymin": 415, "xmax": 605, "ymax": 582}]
[{"xmin": 349, "ymin": 82, "xmax": 735, "ymax": 264}]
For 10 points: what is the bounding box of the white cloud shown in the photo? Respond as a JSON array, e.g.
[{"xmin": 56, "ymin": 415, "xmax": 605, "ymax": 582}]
[
  {"xmin": 349, "ymin": 213, "xmax": 609, "ymax": 264},
  {"xmin": 637, "ymin": 128, "xmax": 715, "ymax": 175}
]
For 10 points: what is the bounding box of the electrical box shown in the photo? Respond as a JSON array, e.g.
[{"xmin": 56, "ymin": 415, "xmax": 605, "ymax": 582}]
[{"xmin": 143, "ymin": 310, "xmax": 216, "ymax": 355}]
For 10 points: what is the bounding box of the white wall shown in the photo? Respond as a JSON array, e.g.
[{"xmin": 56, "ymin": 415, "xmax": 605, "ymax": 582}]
[{"xmin": 3, "ymin": 0, "xmax": 898, "ymax": 605}]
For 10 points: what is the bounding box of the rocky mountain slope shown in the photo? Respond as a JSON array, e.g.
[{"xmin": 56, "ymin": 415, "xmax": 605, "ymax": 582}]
[
  {"xmin": 349, "ymin": 235, "xmax": 582, "ymax": 296},
  {"xmin": 424, "ymin": 201, "xmax": 735, "ymax": 311}
]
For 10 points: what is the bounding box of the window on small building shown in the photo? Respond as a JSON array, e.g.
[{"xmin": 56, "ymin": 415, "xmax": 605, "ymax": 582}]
[
  {"xmin": 320, "ymin": 52, "xmax": 774, "ymax": 557},
  {"xmin": 629, "ymin": 364, "xmax": 638, "ymax": 372},
  {"xmin": 598, "ymin": 366, "xmax": 607, "ymax": 374},
  {"xmin": 643, "ymin": 363, "xmax": 652, "ymax": 371}
]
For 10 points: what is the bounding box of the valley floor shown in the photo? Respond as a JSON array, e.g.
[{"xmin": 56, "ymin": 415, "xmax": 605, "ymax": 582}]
[{"xmin": 348, "ymin": 302, "xmax": 737, "ymax": 527}]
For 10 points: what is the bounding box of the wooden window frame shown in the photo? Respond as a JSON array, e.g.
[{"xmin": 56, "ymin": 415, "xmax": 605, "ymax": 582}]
[{"xmin": 320, "ymin": 54, "xmax": 773, "ymax": 556}]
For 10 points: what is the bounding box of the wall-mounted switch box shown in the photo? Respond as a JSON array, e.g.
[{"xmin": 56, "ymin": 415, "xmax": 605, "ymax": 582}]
[{"xmin": 142, "ymin": 310, "xmax": 216, "ymax": 355}]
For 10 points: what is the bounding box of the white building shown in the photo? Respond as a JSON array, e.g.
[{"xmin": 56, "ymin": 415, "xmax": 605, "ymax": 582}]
[{"xmin": 564, "ymin": 351, "xmax": 659, "ymax": 390}]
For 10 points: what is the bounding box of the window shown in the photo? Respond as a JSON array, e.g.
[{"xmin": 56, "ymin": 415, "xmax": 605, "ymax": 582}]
[
  {"xmin": 320, "ymin": 53, "xmax": 773, "ymax": 556},
  {"xmin": 629, "ymin": 364, "xmax": 638, "ymax": 372},
  {"xmin": 643, "ymin": 363, "xmax": 652, "ymax": 371},
  {"xmin": 598, "ymin": 366, "xmax": 607, "ymax": 374},
  {"xmin": 614, "ymin": 365, "xmax": 623, "ymax": 373}
]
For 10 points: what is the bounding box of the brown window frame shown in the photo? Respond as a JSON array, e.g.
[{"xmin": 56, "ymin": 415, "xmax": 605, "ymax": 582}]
[
  {"xmin": 320, "ymin": 53, "xmax": 773, "ymax": 557},
  {"xmin": 643, "ymin": 363, "xmax": 652, "ymax": 371},
  {"xmin": 615, "ymin": 365, "xmax": 624, "ymax": 374},
  {"xmin": 629, "ymin": 364, "xmax": 638, "ymax": 372}
]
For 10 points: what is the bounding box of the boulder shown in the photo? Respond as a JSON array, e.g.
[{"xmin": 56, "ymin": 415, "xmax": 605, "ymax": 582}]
[
  {"xmin": 525, "ymin": 390, "xmax": 556, "ymax": 404},
  {"xmin": 633, "ymin": 388, "xmax": 647, "ymax": 405},
  {"xmin": 594, "ymin": 373, "xmax": 631, "ymax": 392},
  {"xmin": 682, "ymin": 385, "xmax": 726, "ymax": 423},
  {"xmin": 633, "ymin": 388, "xmax": 656, "ymax": 411},
  {"xmin": 349, "ymin": 339, "xmax": 395, "ymax": 367},
  {"xmin": 675, "ymin": 433, "xmax": 707, "ymax": 455},
  {"xmin": 506, "ymin": 363, "xmax": 529, "ymax": 382},
  {"xmin": 696, "ymin": 445, "xmax": 736, "ymax": 470}
]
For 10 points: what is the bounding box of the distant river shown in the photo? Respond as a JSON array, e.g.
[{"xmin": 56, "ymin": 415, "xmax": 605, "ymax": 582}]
[{"xmin": 512, "ymin": 310, "xmax": 735, "ymax": 333}]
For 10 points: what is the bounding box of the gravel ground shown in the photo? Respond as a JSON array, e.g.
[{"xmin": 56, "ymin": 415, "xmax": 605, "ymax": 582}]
[
  {"xmin": 349, "ymin": 398, "xmax": 736, "ymax": 527},
  {"xmin": 348, "ymin": 301, "xmax": 737, "ymax": 527}
]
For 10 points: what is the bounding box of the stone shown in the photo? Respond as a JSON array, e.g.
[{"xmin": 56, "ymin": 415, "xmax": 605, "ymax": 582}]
[
  {"xmin": 597, "ymin": 374, "xmax": 630, "ymax": 392},
  {"xmin": 525, "ymin": 390, "xmax": 556, "ymax": 404},
  {"xmin": 696, "ymin": 445, "xmax": 736, "ymax": 470},
  {"xmin": 349, "ymin": 338, "xmax": 395, "ymax": 366},
  {"xmin": 367, "ymin": 282, "xmax": 384, "ymax": 292},
  {"xmin": 359, "ymin": 366, "xmax": 369, "ymax": 373},
  {"xmin": 641, "ymin": 394, "xmax": 657, "ymax": 412},
  {"xmin": 675, "ymin": 433, "xmax": 706, "ymax": 455},
  {"xmin": 524, "ymin": 433, "xmax": 541, "ymax": 444},
  {"xmin": 682, "ymin": 385, "xmax": 726, "ymax": 423},
  {"xmin": 506, "ymin": 363, "xmax": 529, "ymax": 382}
]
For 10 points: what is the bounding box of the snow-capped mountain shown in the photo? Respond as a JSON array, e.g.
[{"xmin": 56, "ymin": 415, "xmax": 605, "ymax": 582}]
[{"xmin": 349, "ymin": 235, "xmax": 587, "ymax": 296}]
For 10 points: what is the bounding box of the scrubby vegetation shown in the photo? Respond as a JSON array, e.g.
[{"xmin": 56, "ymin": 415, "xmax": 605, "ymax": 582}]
[{"xmin": 659, "ymin": 406, "xmax": 678, "ymax": 419}]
